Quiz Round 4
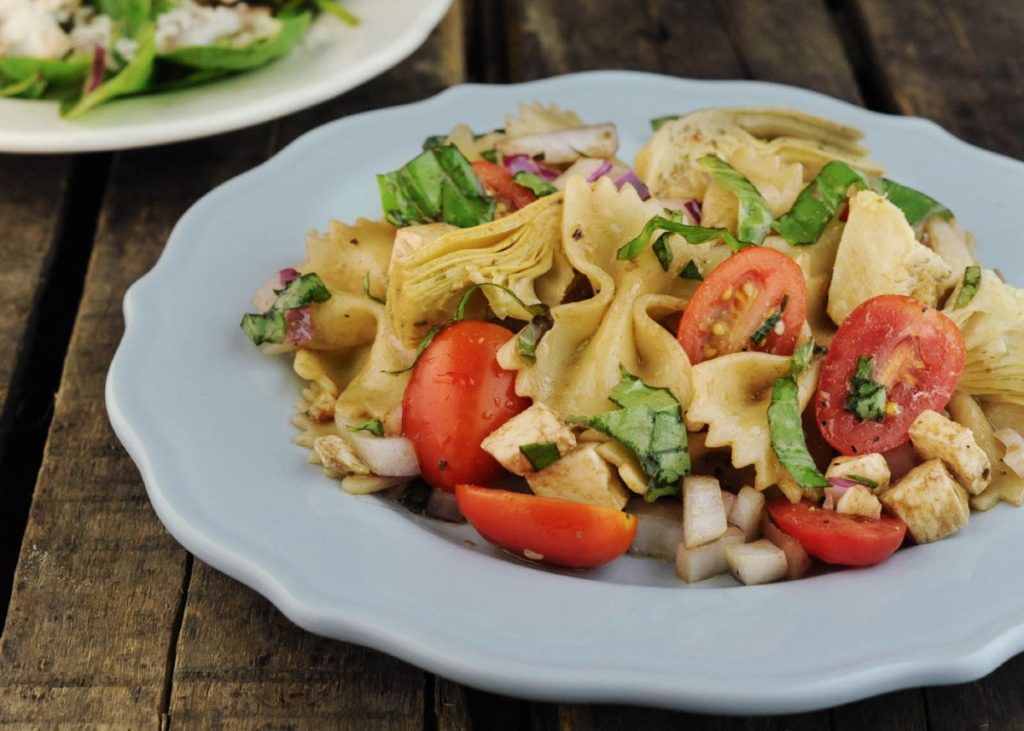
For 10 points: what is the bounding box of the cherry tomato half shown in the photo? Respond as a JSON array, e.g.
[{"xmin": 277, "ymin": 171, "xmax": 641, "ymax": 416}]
[
  {"xmin": 816, "ymin": 294, "xmax": 965, "ymax": 455},
  {"xmin": 455, "ymin": 485, "xmax": 638, "ymax": 569},
  {"xmin": 677, "ymin": 247, "xmax": 807, "ymax": 364},
  {"xmin": 767, "ymin": 501, "xmax": 907, "ymax": 567},
  {"xmin": 402, "ymin": 320, "xmax": 530, "ymax": 491},
  {"xmin": 471, "ymin": 160, "xmax": 537, "ymax": 210}
]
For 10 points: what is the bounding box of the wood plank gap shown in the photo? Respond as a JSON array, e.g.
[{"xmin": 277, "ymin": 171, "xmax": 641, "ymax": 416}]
[
  {"xmin": 424, "ymin": 672, "xmax": 438, "ymax": 731},
  {"xmin": 0, "ymin": 152, "xmax": 112, "ymax": 626},
  {"xmin": 158, "ymin": 553, "xmax": 193, "ymax": 727},
  {"xmin": 836, "ymin": 0, "xmax": 908, "ymax": 114},
  {"xmin": 465, "ymin": 0, "xmax": 509, "ymax": 83}
]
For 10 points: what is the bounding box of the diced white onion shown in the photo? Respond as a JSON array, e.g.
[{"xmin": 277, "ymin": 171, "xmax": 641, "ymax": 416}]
[{"xmin": 345, "ymin": 432, "xmax": 420, "ymax": 477}]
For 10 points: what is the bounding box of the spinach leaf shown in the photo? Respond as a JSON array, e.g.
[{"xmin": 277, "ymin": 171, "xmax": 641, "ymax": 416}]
[
  {"xmin": 313, "ymin": 0, "xmax": 359, "ymax": 26},
  {"xmin": 618, "ymin": 214, "xmax": 746, "ymax": 260},
  {"xmin": 519, "ymin": 442, "xmax": 561, "ymax": 471},
  {"xmin": 376, "ymin": 144, "xmax": 495, "ymax": 228},
  {"xmin": 699, "ymin": 155, "xmax": 773, "ymax": 245},
  {"xmin": 768, "ymin": 376, "xmax": 829, "ymax": 489},
  {"xmin": 0, "ymin": 56, "xmax": 90, "ymax": 86},
  {"xmin": 955, "ymin": 265, "xmax": 982, "ymax": 309},
  {"xmin": 96, "ymin": 0, "xmax": 152, "ymax": 37},
  {"xmin": 240, "ymin": 273, "xmax": 331, "ymax": 345},
  {"xmin": 62, "ymin": 25, "xmax": 157, "ymax": 119},
  {"xmin": 160, "ymin": 13, "xmax": 310, "ymax": 71},
  {"xmin": 512, "ymin": 171, "xmax": 558, "ymax": 197},
  {"xmin": 569, "ymin": 370, "xmax": 689, "ymax": 502},
  {"xmin": 0, "ymin": 73, "xmax": 47, "ymax": 99},
  {"xmin": 773, "ymin": 161, "xmax": 865, "ymax": 245},
  {"xmin": 843, "ymin": 356, "xmax": 887, "ymax": 422}
]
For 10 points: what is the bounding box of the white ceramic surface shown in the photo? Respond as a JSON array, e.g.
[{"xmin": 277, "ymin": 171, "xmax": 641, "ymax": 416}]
[
  {"xmin": 0, "ymin": 0, "xmax": 451, "ymax": 153},
  {"xmin": 107, "ymin": 71, "xmax": 1024, "ymax": 715}
]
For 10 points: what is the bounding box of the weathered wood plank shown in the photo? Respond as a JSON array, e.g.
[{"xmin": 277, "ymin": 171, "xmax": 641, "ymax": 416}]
[
  {"xmin": 0, "ymin": 156, "xmax": 71, "ymax": 460},
  {"xmin": 924, "ymin": 654, "xmax": 1024, "ymax": 731},
  {"xmin": 0, "ymin": 129, "xmax": 273, "ymax": 727},
  {"xmin": 166, "ymin": 6, "xmax": 467, "ymax": 728},
  {"xmin": 832, "ymin": 689, "xmax": 928, "ymax": 731}
]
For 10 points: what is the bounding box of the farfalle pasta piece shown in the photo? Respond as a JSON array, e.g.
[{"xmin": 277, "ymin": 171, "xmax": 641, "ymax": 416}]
[
  {"xmin": 497, "ymin": 176, "xmax": 694, "ymax": 417},
  {"xmin": 947, "ymin": 392, "xmax": 1024, "ymax": 510},
  {"xmin": 943, "ymin": 268, "xmax": 1024, "ymax": 409},
  {"xmin": 763, "ymin": 225, "xmax": 843, "ymax": 344},
  {"xmin": 636, "ymin": 107, "xmax": 883, "ymax": 202},
  {"xmin": 504, "ymin": 101, "xmax": 585, "ymax": 138},
  {"xmin": 685, "ymin": 352, "xmax": 821, "ymax": 501},
  {"xmin": 387, "ymin": 194, "xmax": 566, "ymax": 348}
]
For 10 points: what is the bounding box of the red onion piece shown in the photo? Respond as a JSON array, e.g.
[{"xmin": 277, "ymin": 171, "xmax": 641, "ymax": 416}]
[
  {"xmin": 683, "ymin": 199, "xmax": 702, "ymax": 225},
  {"xmin": 827, "ymin": 477, "xmax": 861, "ymax": 490},
  {"xmin": 614, "ymin": 170, "xmax": 651, "ymax": 200},
  {"xmin": 285, "ymin": 306, "xmax": 314, "ymax": 344},
  {"xmin": 278, "ymin": 267, "xmax": 300, "ymax": 287},
  {"xmin": 426, "ymin": 487, "xmax": 463, "ymax": 522},
  {"xmin": 586, "ymin": 160, "xmax": 613, "ymax": 183},
  {"xmin": 86, "ymin": 45, "xmax": 106, "ymax": 93},
  {"xmin": 503, "ymin": 154, "xmax": 558, "ymax": 181}
]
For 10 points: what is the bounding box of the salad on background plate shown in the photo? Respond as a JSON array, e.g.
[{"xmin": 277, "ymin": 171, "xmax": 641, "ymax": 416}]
[{"xmin": 239, "ymin": 101, "xmax": 1024, "ymax": 587}]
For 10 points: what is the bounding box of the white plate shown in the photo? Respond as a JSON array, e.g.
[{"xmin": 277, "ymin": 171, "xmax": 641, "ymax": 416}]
[
  {"xmin": 0, "ymin": 0, "xmax": 451, "ymax": 153},
  {"xmin": 106, "ymin": 71, "xmax": 1024, "ymax": 715}
]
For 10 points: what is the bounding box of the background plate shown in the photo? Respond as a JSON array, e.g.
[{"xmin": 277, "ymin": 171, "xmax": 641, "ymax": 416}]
[
  {"xmin": 106, "ymin": 71, "xmax": 1024, "ymax": 715},
  {"xmin": 0, "ymin": 0, "xmax": 451, "ymax": 153}
]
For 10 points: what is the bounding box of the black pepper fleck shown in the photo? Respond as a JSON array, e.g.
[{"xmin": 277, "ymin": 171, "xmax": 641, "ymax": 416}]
[
  {"xmin": 438, "ymin": 459, "xmax": 448, "ymax": 471},
  {"xmin": 572, "ymin": 227, "xmax": 583, "ymax": 240}
]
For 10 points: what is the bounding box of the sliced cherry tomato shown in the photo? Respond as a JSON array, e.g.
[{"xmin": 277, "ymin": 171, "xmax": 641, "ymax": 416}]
[
  {"xmin": 816, "ymin": 294, "xmax": 965, "ymax": 455},
  {"xmin": 677, "ymin": 247, "xmax": 807, "ymax": 364},
  {"xmin": 767, "ymin": 501, "xmax": 907, "ymax": 567},
  {"xmin": 471, "ymin": 160, "xmax": 537, "ymax": 210},
  {"xmin": 402, "ymin": 320, "xmax": 530, "ymax": 491},
  {"xmin": 455, "ymin": 485, "xmax": 637, "ymax": 569}
]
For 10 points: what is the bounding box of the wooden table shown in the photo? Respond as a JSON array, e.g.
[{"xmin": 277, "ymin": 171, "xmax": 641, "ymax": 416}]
[{"xmin": 1, "ymin": 1, "xmax": 1022, "ymax": 727}]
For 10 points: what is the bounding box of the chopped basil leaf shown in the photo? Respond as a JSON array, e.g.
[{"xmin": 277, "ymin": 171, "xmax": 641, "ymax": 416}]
[
  {"xmin": 843, "ymin": 356, "xmax": 887, "ymax": 422},
  {"xmin": 652, "ymin": 233, "xmax": 673, "ymax": 272},
  {"xmin": 520, "ymin": 442, "xmax": 561, "ymax": 471},
  {"xmin": 750, "ymin": 295, "xmax": 789, "ymax": 346},
  {"xmin": 517, "ymin": 310, "xmax": 554, "ymax": 363},
  {"xmin": 679, "ymin": 260, "xmax": 703, "ymax": 281},
  {"xmin": 421, "ymin": 134, "xmax": 449, "ymax": 151},
  {"xmin": 699, "ymin": 155, "xmax": 772, "ymax": 245},
  {"xmin": 789, "ymin": 341, "xmax": 818, "ymax": 375},
  {"xmin": 349, "ymin": 418, "xmax": 384, "ymax": 437},
  {"xmin": 847, "ymin": 473, "xmax": 880, "ymax": 489},
  {"xmin": 376, "ymin": 144, "xmax": 495, "ymax": 228},
  {"xmin": 774, "ymin": 161, "xmax": 865, "ymax": 245},
  {"xmin": 240, "ymin": 273, "xmax": 331, "ymax": 345},
  {"xmin": 872, "ymin": 177, "xmax": 952, "ymax": 225},
  {"xmin": 955, "ymin": 265, "xmax": 982, "ymax": 309},
  {"xmin": 382, "ymin": 322, "xmax": 444, "ymax": 375},
  {"xmin": 481, "ymin": 149, "xmax": 500, "ymax": 164},
  {"xmin": 619, "ymin": 215, "xmax": 746, "ymax": 261},
  {"xmin": 512, "ymin": 171, "xmax": 558, "ymax": 197},
  {"xmin": 768, "ymin": 376, "xmax": 829, "ymax": 489},
  {"xmin": 363, "ymin": 272, "xmax": 385, "ymax": 304},
  {"xmin": 569, "ymin": 369, "xmax": 689, "ymax": 502},
  {"xmin": 650, "ymin": 114, "xmax": 679, "ymax": 132}
]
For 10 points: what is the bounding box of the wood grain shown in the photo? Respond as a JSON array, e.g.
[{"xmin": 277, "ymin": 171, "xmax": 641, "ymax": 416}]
[{"xmin": 0, "ymin": 129, "xmax": 273, "ymax": 727}]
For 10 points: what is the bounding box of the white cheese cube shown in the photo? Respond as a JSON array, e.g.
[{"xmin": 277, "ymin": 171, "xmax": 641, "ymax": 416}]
[
  {"xmin": 826, "ymin": 453, "xmax": 891, "ymax": 493},
  {"xmin": 835, "ymin": 484, "xmax": 882, "ymax": 520},
  {"xmin": 683, "ymin": 476, "xmax": 728, "ymax": 549},
  {"xmin": 481, "ymin": 403, "xmax": 577, "ymax": 476},
  {"xmin": 725, "ymin": 540, "xmax": 788, "ymax": 586},
  {"xmin": 727, "ymin": 486, "xmax": 765, "ymax": 542},
  {"xmin": 675, "ymin": 527, "xmax": 744, "ymax": 584},
  {"xmin": 526, "ymin": 443, "xmax": 628, "ymax": 509},
  {"xmin": 880, "ymin": 459, "xmax": 969, "ymax": 544},
  {"xmin": 908, "ymin": 409, "xmax": 991, "ymax": 495},
  {"xmin": 720, "ymin": 490, "xmax": 737, "ymax": 517},
  {"xmin": 628, "ymin": 499, "xmax": 684, "ymax": 561}
]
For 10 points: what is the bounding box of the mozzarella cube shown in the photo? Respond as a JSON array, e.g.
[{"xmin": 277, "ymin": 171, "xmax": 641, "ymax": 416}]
[
  {"xmin": 314, "ymin": 435, "xmax": 370, "ymax": 476},
  {"xmin": 628, "ymin": 499, "xmax": 684, "ymax": 561},
  {"xmin": 827, "ymin": 191, "xmax": 954, "ymax": 325},
  {"xmin": 676, "ymin": 527, "xmax": 744, "ymax": 584},
  {"xmin": 481, "ymin": 403, "xmax": 577, "ymax": 476},
  {"xmin": 595, "ymin": 440, "xmax": 649, "ymax": 495},
  {"xmin": 720, "ymin": 490, "xmax": 737, "ymax": 517},
  {"xmin": 683, "ymin": 476, "xmax": 729, "ymax": 549},
  {"xmin": 880, "ymin": 459, "xmax": 969, "ymax": 544},
  {"xmin": 727, "ymin": 486, "xmax": 765, "ymax": 542},
  {"xmin": 526, "ymin": 443, "xmax": 628, "ymax": 509},
  {"xmin": 908, "ymin": 409, "xmax": 991, "ymax": 495},
  {"xmin": 835, "ymin": 484, "xmax": 883, "ymax": 520},
  {"xmin": 725, "ymin": 540, "xmax": 788, "ymax": 586},
  {"xmin": 826, "ymin": 453, "xmax": 891, "ymax": 493}
]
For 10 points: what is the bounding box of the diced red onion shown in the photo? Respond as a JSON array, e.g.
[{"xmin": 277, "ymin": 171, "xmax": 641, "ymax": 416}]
[
  {"xmin": 586, "ymin": 160, "xmax": 613, "ymax": 183},
  {"xmin": 426, "ymin": 488, "xmax": 463, "ymax": 522},
  {"xmin": 503, "ymin": 154, "xmax": 558, "ymax": 181},
  {"xmin": 683, "ymin": 199, "xmax": 702, "ymax": 225},
  {"xmin": 279, "ymin": 267, "xmax": 300, "ymax": 287},
  {"xmin": 827, "ymin": 477, "xmax": 861, "ymax": 490},
  {"xmin": 285, "ymin": 306, "xmax": 314, "ymax": 344},
  {"xmin": 86, "ymin": 45, "xmax": 106, "ymax": 93},
  {"xmin": 614, "ymin": 170, "xmax": 651, "ymax": 200}
]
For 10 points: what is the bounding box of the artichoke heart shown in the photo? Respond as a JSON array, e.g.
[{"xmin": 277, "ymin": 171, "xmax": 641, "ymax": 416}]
[{"xmin": 387, "ymin": 193, "xmax": 565, "ymax": 347}]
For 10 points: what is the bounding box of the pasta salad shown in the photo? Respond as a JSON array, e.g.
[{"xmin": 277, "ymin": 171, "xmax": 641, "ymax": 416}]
[{"xmin": 241, "ymin": 103, "xmax": 1024, "ymax": 585}]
